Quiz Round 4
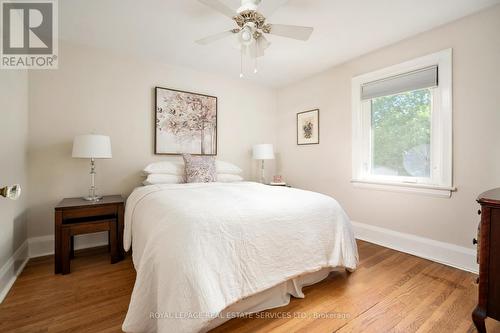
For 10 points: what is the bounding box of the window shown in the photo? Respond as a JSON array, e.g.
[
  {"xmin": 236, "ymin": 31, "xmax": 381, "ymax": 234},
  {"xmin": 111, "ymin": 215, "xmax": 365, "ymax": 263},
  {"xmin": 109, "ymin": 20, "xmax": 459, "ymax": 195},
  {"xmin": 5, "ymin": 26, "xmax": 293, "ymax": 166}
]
[{"xmin": 352, "ymin": 49, "xmax": 453, "ymax": 197}]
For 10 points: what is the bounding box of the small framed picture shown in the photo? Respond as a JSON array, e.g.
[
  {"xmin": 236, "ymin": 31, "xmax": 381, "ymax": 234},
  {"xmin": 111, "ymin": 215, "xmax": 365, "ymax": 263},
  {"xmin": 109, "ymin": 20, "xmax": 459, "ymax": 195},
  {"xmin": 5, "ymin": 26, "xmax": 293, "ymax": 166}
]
[{"xmin": 297, "ymin": 109, "xmax": 319, "ymax": 145}]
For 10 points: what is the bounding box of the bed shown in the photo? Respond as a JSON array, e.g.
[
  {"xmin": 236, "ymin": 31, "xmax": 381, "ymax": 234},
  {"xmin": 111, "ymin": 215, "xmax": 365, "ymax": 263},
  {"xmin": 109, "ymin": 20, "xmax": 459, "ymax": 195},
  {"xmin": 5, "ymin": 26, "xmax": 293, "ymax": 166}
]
[{"xmin": 122, "ymin": 182, "xmax": 358, "ymax": 333}]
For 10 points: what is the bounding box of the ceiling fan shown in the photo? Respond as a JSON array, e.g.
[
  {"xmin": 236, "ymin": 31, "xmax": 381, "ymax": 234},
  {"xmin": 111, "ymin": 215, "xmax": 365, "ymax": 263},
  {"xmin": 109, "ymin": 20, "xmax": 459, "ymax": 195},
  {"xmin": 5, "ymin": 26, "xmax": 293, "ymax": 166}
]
[{"xmin": 195, "ymin": 0, "xmax": 314, "ymax": 77}]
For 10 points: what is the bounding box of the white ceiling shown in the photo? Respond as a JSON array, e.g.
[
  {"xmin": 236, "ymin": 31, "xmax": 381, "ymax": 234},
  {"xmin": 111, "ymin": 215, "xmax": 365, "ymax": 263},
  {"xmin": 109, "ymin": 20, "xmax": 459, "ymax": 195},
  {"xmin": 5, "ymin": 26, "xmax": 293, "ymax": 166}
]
[{"xmin": 59, "ymin": 0, "xmax": 500, "ymax": 87}]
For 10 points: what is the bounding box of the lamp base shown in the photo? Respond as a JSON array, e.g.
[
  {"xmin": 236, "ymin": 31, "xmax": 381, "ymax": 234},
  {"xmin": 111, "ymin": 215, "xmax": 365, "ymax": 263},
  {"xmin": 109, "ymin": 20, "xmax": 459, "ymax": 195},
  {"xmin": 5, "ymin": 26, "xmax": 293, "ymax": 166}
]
[
  {"xmin": 83, "ymin": 195, "xmax": 103, "ymax": 202},
  {"xmin": 260, "ymin": 160, "xmax": 266, "ymax": 184},
  {"xmin": 84, "ymin": 159, "xmax": 102, "ymax": 202}
]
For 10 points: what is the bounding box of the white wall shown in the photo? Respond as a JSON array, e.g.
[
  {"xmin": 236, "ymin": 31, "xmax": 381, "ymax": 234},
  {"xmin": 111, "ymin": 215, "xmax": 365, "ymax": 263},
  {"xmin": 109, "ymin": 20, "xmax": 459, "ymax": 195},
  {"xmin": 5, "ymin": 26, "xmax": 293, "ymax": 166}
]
[
  {"xmin": 19, "ymin": 5, "xmax": 500, "ymax": 262},
  {"xmin": 276, "ymin": 6, "xmax": 500, "ymax": 249},
  {"xmin": 27, "ymin": 42, "xmax": 277, "ymax": 239},
  {"xmin": 0, "ymin": 70, "xmax": 29, "ymax": 277}
]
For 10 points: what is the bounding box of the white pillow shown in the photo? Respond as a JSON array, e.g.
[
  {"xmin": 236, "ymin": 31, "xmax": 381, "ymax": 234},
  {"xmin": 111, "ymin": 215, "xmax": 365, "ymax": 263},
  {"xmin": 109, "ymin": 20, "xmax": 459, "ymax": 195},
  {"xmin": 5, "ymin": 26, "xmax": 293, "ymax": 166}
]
[
  {"xmin": 216, "ymin": 161, "xmax": 242, "ymax": 175},
  {"xmin": 144, "ymin": 160, "xmax": 242, "ymax": 176},
  {"xmin": 143, "ymin": 174, "xmax": 185, "ymax": 185},
  {"xmin": 143, "ymin": 161, "xmax": 184, "ymax": 175},
  {"xmin": 217, "ymin": 174, "xmax": 244, "ymax": 182}
]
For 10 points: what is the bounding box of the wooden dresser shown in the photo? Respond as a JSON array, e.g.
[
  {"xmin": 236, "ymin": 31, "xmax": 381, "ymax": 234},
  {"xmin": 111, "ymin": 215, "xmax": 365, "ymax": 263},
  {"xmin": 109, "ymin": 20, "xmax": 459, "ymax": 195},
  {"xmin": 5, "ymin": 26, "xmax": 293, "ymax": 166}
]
[{"xmin": 473, "ymin": 188, "xmax": 500, "ymax": 332}]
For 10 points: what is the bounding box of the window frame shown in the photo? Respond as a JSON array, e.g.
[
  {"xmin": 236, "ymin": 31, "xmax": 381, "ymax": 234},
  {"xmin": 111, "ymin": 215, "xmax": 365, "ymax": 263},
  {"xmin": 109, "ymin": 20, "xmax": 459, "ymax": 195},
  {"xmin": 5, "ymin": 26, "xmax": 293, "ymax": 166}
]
[{"xmin": 351, "ymin": 49, "xmax": 454, "ymax": 198}]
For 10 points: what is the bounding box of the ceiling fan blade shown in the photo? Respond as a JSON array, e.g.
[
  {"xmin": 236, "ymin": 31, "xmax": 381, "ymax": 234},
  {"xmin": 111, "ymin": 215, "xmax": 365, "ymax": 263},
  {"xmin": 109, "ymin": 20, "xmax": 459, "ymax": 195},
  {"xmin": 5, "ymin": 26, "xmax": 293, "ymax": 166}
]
[
  {"xmin": 196, "ymin": 30, "xmax": 236, "ymax": 45},
  {"xmin": 198, "ymin": 0, "xmax": 237, "ymax": 19},
  {"xmin": 266, "ymin": 24, "xmax": 313, "ymax": 41},
  {"xmin": 258, "ymin": 0, "xmax": 289, "ymax": 17}
]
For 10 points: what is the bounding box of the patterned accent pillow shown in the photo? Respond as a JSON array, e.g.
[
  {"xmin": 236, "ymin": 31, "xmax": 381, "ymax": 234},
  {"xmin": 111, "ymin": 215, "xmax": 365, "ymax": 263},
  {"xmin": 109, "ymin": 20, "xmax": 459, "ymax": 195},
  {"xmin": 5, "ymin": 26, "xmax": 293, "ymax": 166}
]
[{"xmin": 182, "ymin": 154, "xmax": 217, "ymax": 183}]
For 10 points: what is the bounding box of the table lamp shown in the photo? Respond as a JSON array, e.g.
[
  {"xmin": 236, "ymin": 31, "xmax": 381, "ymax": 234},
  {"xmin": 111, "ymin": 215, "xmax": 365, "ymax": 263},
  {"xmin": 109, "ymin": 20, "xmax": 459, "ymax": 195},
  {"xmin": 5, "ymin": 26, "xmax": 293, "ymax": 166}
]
[
  {"xmin": 72, "ymin": 134, "xmax": 112, "ymax": 201},
  {"xmin": 253, "ymin": 144, "xmax": 274, "ymax": 184}
]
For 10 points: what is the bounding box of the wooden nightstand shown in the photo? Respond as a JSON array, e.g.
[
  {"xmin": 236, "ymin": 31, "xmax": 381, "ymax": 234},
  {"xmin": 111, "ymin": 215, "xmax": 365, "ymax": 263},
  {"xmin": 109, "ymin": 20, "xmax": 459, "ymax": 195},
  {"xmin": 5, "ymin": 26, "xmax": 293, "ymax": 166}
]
[{"xmin": 54, "ymin": 195, "xmax": 125, "ymax": 274}]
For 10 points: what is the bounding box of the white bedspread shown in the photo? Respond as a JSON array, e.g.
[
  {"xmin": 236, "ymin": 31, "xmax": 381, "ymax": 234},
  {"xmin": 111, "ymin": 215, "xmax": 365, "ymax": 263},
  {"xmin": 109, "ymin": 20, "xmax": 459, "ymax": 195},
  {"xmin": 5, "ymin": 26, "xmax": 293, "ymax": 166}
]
[{"xmin": 122, "ymin": 182, "xmax": 358, "ymax": 333}]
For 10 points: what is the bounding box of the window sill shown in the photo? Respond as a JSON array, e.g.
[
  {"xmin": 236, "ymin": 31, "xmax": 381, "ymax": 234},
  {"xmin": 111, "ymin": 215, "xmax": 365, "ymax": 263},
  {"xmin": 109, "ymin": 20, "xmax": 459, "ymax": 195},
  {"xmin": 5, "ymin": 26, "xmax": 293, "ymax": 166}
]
[{"xmin": 351, "ymin": 179, "xmax": 456, "ymax": 198}]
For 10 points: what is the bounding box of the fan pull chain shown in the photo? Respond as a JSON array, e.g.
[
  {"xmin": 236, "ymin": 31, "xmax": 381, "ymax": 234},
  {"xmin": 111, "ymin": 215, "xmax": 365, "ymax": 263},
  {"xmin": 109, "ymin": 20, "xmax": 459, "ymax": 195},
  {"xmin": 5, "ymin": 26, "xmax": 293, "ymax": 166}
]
[
  {"xmin": 240, "ymin": 47, "xmax": 244, "ymax": 78},
  {"xmin": 254, "ymin": 57, "xmax": 258, "ymax": 74}
]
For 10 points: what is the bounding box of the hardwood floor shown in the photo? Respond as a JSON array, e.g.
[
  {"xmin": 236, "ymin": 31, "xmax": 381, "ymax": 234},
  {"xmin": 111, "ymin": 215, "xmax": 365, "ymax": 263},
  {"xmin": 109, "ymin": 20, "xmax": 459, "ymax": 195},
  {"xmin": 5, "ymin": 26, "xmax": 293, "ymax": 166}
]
[{"xmin": 0, "ymin": 241, "xmax": 498, "ymax": 332}]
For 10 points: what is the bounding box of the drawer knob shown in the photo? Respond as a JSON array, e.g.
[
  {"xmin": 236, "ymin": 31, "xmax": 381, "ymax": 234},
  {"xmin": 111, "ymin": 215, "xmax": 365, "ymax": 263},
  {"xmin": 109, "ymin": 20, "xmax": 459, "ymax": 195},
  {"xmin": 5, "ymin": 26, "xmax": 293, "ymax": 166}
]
[{"xmin": 473, "ymin": 238, "xmax": 478, "ymax": 245}]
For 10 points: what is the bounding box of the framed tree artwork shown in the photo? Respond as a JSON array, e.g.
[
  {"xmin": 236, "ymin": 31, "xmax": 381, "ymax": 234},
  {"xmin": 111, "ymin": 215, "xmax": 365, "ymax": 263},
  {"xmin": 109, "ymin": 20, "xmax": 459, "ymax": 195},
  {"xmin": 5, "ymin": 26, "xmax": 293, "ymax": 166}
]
[
  {"xmin": 155, "ymin": 87, "xmax": 217, "ymax": 155},
  {"xmin": 297, "ymin": 109, "xmax": 319, "ymax": 145}
]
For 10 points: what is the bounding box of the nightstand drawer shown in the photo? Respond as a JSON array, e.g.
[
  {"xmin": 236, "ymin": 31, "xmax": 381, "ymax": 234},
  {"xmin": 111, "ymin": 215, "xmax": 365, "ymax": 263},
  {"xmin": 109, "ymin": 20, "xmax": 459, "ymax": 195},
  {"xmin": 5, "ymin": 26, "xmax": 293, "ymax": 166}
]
[{"xmin": 62, "ymin": 205, "xmax": 117, "ymax": 220}]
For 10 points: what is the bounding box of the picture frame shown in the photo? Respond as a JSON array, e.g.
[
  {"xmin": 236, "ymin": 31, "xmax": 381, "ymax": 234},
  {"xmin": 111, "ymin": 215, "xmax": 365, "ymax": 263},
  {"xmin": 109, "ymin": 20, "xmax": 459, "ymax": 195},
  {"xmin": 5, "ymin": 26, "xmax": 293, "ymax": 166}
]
[
  {"xmin": 155, "ymin": 86, "xmax": 218, "ymax": 155},
  {"xmin": 297, "ymin": 109, "xmax": 319, "ymax": 145}
]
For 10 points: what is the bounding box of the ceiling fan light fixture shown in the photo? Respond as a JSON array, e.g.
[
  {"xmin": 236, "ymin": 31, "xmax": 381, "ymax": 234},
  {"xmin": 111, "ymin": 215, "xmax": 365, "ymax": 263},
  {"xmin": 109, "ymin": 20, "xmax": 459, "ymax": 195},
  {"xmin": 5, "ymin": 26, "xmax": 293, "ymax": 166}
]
[
  {"xmin": 241, "ymin": 29, "xmax": 252, "ymax": 42},
  {"xmin": 196, "ymin": 0, "xmax": 314, "ymax": 77},
  {"xmin": 238, "ymin": 25, "xmax": 255, "ymax": 45}
]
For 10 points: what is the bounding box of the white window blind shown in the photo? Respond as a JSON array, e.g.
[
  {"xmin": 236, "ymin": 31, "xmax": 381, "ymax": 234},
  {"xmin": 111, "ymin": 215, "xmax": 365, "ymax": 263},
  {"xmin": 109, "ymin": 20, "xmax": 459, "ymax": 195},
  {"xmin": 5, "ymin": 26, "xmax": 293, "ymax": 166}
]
[{"xmin": 361, "ymin": 65, "xmax": 438, "ymax": 100}]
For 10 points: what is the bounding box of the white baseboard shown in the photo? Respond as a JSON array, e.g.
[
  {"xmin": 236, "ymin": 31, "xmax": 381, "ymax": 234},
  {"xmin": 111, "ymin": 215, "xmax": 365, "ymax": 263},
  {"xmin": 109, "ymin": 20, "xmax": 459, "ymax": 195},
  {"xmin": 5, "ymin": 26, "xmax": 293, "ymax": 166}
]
[
  {"xmin": 29, "ymin": 232, "xmax": 109, "ymax": 258},
  {"xmin": 0, "ymin": 241, "xmax": 29, "ymax": 303},
  {"xmin": 1, "ymin": 233, "xmax": 108, "ymax": 303},
  {"xmin": 28, "ymin": 235, "xmax": 54, "ymax": 258},
  {"xmin": 352, "ymin": 221, "xmax": 478, "ymax": 274}
]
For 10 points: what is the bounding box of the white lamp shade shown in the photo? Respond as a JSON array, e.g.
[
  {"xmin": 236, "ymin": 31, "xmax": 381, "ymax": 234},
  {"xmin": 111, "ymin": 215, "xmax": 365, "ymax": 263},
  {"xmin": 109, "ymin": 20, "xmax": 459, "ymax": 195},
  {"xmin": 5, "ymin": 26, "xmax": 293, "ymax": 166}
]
[
  {"xmin": 253, "ymin": 144, "xmax": 274, "ymax": 160},
  {"xmin": 72, "ymin": 134, "xmax": 112, "ymax": 159}
]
